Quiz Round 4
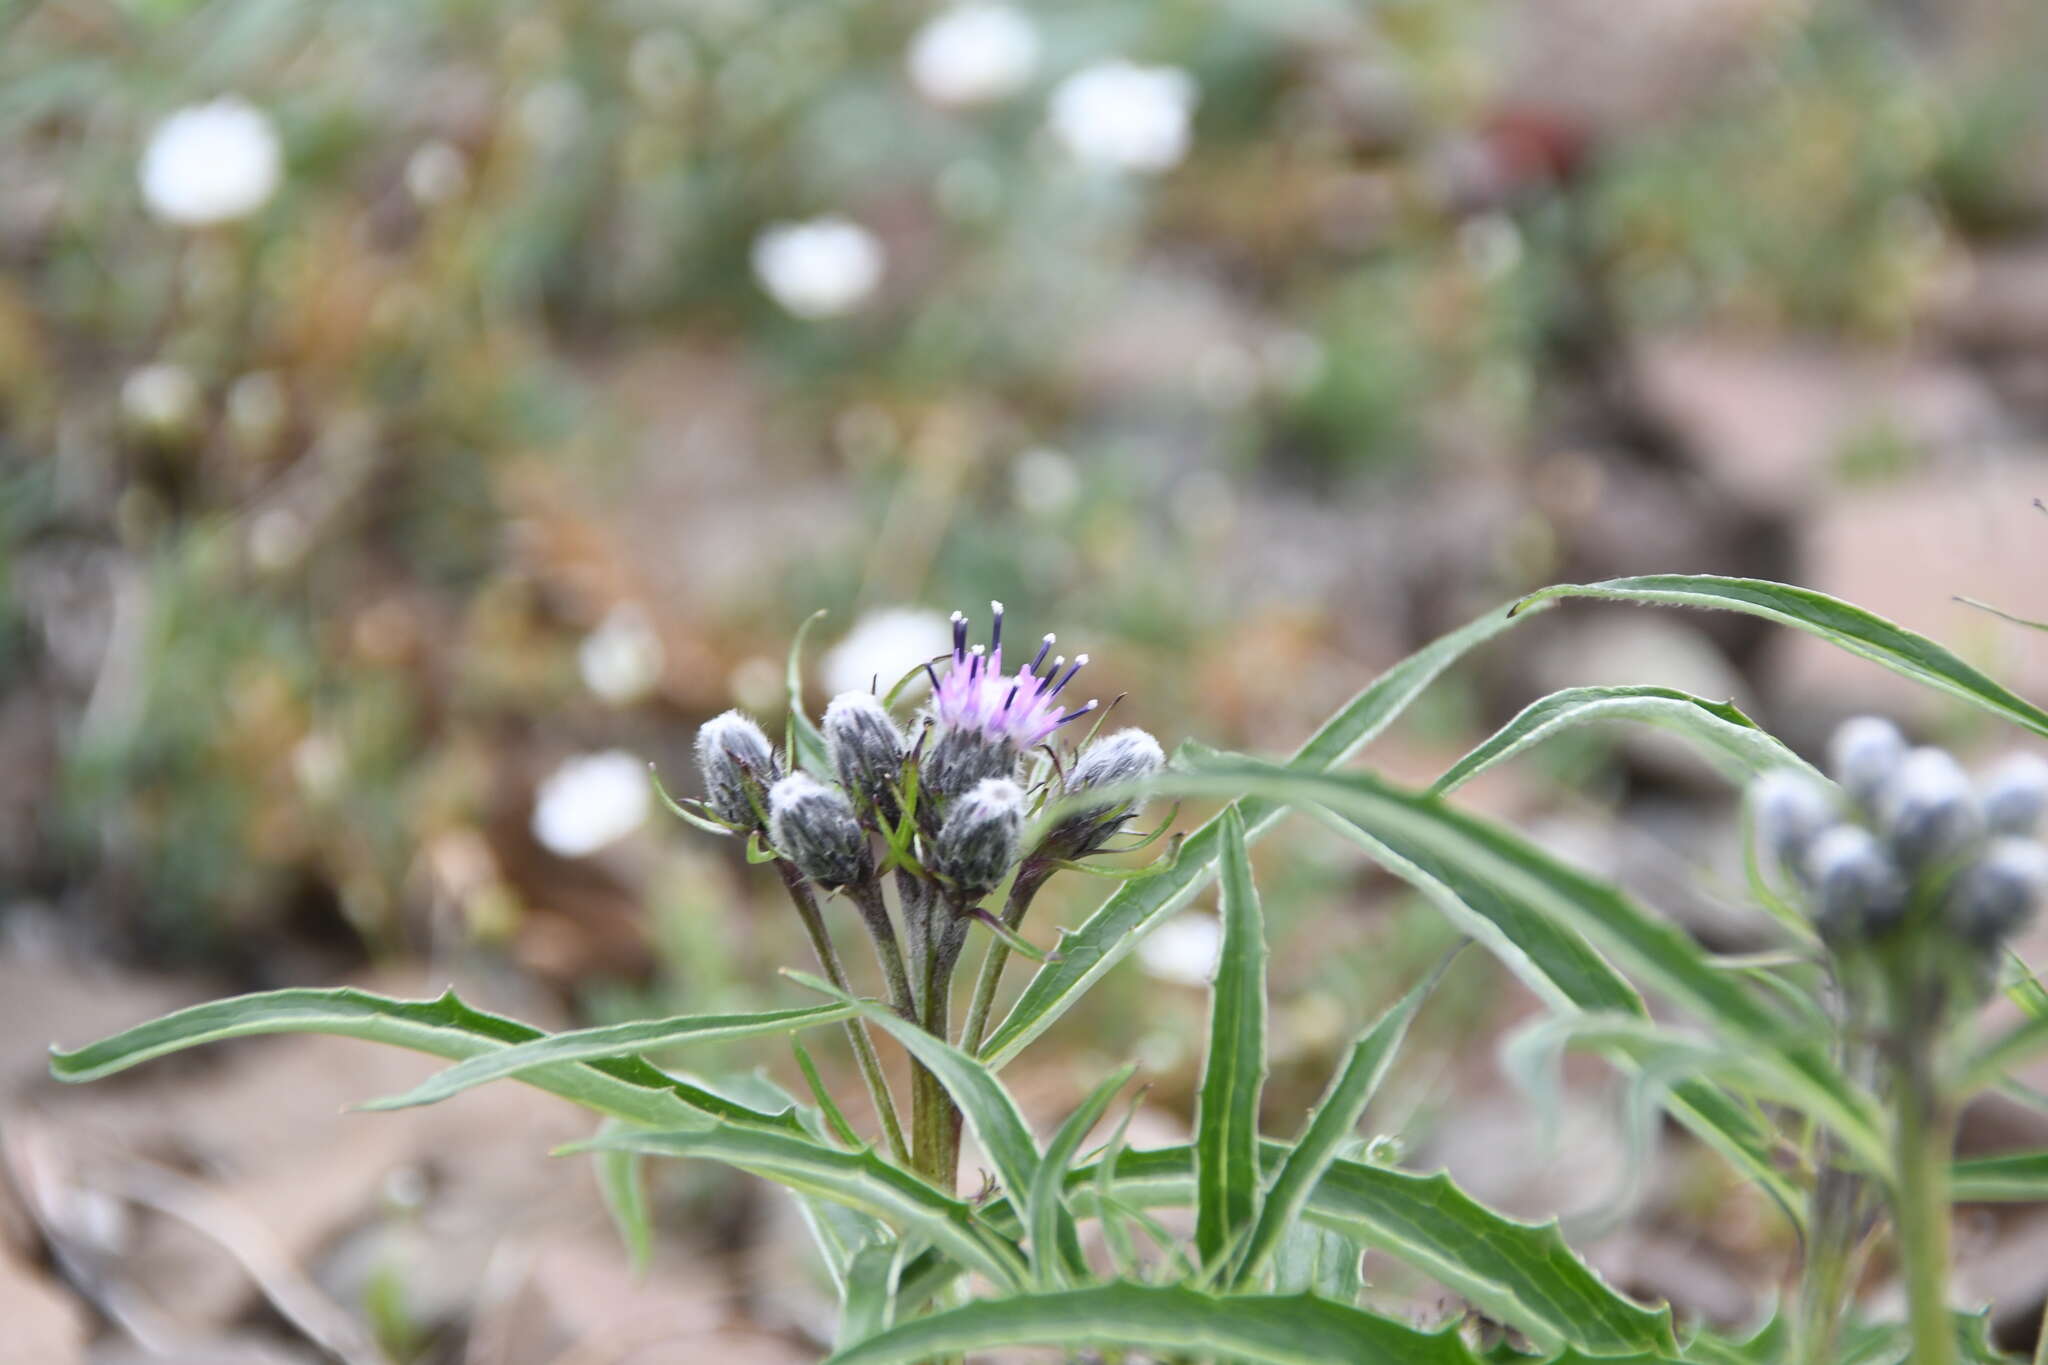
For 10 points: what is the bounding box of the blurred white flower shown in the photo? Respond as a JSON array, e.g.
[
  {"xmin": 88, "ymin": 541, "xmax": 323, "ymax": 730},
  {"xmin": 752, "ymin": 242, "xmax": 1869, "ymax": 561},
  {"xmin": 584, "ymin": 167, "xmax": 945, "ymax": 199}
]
[
  {"xmin": 532, "ymin": 750, "xmax": 650, "ymax": 858},
  {"xmin": 752, "ymin": 216, "xmax": 884, "ymax": 318},
  {"xmin": 1046, "ymin": 61, "xmax": 1196, "ymax": 173},
  {"xmin": 823, "ymin": 607, "xmax": 952, "ymax": 698},
  {"xmin": 907, "ymin": 4, "xmax": 1040, "ymax": 108},
  {"xmin": 578, "ymin": 603, "xmax": 665, "ymax": 706},
  {"xmin": 120, "ymin": 362, "xmax": 202, "ymax": 436},
  {"xmin": 404, "ymin": 140, "xmax": 469, "ymax": 205},
  {"xmin": 138, "ymin": 97, "xmax": 282, "ymax": 227},
  {"xmin": 1138, "ymin": 912, "xmax": 1221, "ymax": 986},
  {"xmin": 1011, "ymin": 446, "xmax": 1080, "ymax": 516}
]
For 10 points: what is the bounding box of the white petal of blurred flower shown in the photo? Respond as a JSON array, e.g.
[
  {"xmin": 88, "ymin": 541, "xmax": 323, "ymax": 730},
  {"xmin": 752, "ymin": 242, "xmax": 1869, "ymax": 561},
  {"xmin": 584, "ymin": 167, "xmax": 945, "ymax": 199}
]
[
  {"xmin": 823, "ymin": 608, "xmax": 952, "ymax": 698},
  {"xmin": 138, "ymin": 97, "xmax": 283, "ymax": 227},
  {"xmin": 1011, "ymin": 446, "xmax": 1080, "ymax": 516},
  {"xmin": 578, "ymin": 604, "xmax": 666, "ymax": 706},
  {"xmin": 532, "ymin": 750, "xmax": 650, "ymax": 858},
  {"xmin": 405, "ymin": 140, "xmax": 469, "ymax": 205},
  {"xmin": 907, "ymin": 4, "xmax": 1040, "ymax": 108},
  {"xmin": 1046, "ymin": 61, "xmax": 1196, "ymax": 173},
  {"xmin": 752, "ymin": 216, "xmax": 884, "ymax": 318},
  {"xmin": 1138, "ymin": 912, "xmax": 1222, "ymax": 986},
  {"xmin": 120, "ymin": 362, "xmax": 202, "ymax": 436}
]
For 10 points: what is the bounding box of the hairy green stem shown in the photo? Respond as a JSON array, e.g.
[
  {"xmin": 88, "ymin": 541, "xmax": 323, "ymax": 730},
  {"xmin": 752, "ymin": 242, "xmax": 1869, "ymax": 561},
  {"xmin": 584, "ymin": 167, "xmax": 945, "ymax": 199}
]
[
  {"xmin": 775, "ymin": 862, "xmax": 909, "ymax": 1165},
  {"xmin": 849, "ymin": 877, "xmax": 917, "ymax": 1023},
  {"xmin": 960, "ymin": 869, "xmax": 1049, "ymax": 1059}
]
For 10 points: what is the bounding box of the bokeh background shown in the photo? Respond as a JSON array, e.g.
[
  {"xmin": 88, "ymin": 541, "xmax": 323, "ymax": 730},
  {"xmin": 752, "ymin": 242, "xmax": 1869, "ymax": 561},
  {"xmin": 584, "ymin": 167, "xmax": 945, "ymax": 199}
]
[{"xmin": 9, "ymin": 0, "xmax": 2048, "ymax": 1360}]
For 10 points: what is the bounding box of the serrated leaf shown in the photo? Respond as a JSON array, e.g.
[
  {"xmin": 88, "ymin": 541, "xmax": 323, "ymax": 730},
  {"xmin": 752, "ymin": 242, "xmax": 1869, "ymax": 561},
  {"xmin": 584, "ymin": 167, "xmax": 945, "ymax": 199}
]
[
  {"xmin": 899, "ymin": 1141, "xmax": 1675, "ymax": 1357},
  {"xmin": 1431, "ymin": 685, "xmax": 1814, "ymax": 796},
  {"xmin": 819, "ymin": 1281, "xmax": 1481, "ymax": 1365},
  {"xmin": 1300, "ymin": 803, "xmax": 1799, "ymax": 1215},
  {"xmin": 48, "ymin": 987, "xmax": 798, "ymax": 1132},
  {"xmin": 982, "ymin": 596, "xmax": 1542, "ymax": 1069},
  {"xmin": 1165, "ymin": 760, "xmax": 1880, "ymax": 1174},
  {"xmin": 1197, "ymin": 806, "xmax": 1268, "ymax": 1273},
  {"xmin": 575, "ymin": 1123, "xmax": 1025, "ymax": 1289},
  {"xmin": 1231, "ymin": 967, "xmax": 1438, "ymax": 1293},
  {"xmin": 360, "ymin": 1003, "xmax": 859, "ymax": 1110},
  {"xmin": 1514, "ymin": 575, "xmax": 2048, "ymax": 739}
]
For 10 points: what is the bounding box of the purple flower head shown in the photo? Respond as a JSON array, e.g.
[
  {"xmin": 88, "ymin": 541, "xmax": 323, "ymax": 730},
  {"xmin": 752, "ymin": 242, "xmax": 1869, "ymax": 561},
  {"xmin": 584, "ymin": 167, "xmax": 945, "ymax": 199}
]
[{"xmin": 926, "ymin": 601, "xmax": 1098, "ymax": 751}]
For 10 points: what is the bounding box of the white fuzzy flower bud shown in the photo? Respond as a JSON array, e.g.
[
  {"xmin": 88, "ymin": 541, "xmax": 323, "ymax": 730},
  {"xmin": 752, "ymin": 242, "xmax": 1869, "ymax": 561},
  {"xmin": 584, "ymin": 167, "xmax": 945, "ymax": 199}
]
[
  {"xmin": 1828, "ymin": 715, "xmax": 1906, "ymax": 808},
  {"xmin": 1804, "ymin": 824, "xmax": 1907, "ymax": 942},
  {"xmin": 1981, "ymin": 753, "xmax": 2048, "ymax": 837},
  {"xmin": 768, "ymin": 773, "xmax": 868, "ymax": 888},
  {"xmin": 1749, "ymin": 770, "xmax": 1835, "ymax": 876},
  {"xmin": 694, "ymin": 709, "xmax": 780, "ymax": 826},
  {"xmin": 1879, "ymin": 746, "xmax": 1983, "ymax": 870},
  {"xmin": 933, "ymin": 777, "xmax": 1025, "ymax": 893},
  {"xmin": 824, "ymin": 691, "xmax": 904, "ymax": 819},
  {"xmin": 1948, "ymin": 838, "xmax": 2048, "ymax": 949}
]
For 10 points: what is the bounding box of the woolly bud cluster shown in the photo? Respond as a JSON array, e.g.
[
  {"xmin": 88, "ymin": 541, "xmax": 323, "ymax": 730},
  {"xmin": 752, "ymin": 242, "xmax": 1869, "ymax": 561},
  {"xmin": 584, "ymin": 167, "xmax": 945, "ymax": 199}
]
[{"xmin": 1752, "ymin": 715, "xmax": 2048, "ymax": 955}]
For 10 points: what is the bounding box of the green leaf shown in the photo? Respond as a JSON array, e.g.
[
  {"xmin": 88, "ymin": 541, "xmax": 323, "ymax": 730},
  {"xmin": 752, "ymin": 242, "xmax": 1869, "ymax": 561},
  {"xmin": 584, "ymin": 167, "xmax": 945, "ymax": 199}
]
[
  {"xmin": 576, "ymin": 1123, "xmax": 1025, "ymax": 1289},
  {"xmin": 593, "ymin": 1123, "xmax": 653, "ymax": 1273},
  {"xmin": 1027, "ymin": 1064, "xmax": 1135, "ymax": 1288},
  {"xmin": 1514, "ymin": 575, "xmax": 2048, "ymax": 739},
  {"xmin": 1299, "ymin": 803, "xmax": 1800, "ymax": 1215},
  {"xmin": 1231, "ymin": 966, "xmax": 1439, "ymax": 1293},
  {"xmin": 1431, "ymin": 685, "xmax": 1814, "ymax": 796},
  {"xmin": 359, "ymin": 1003, "xmax": 859, "ymax": 1110},
  {"xmin": 786, "ymin": 975, "xmax": 1046, "ymax": 1214},
  {"xmin": 1094, "ymin": 1145, "xmax": 1676, "ymax": 1357},
  {"xmin": 818, "ymin": 1282, "xmax": 1481, "ymax": 1365},
  {"xmin": 981, "ymin": 596, "xmax": 1543, "ymax": 1069},
  {"xmin": 1950, "ymin": 1149, "xmax": 2048, "ymax": 1203},
  {"xmin": 787, "ymin": 607, "xmax": 831, "ymax": 774},
  {"xmin": 837, "ymin": 1238, "xmax": 902, "ymax": 1347},
  {"xmin": 1197, "ymin": 806, "xmax": 1269, "ymax": 1273},
  {"xmin": 1168, "ymin": 759, "xmax": 1881, "ymax": 1171},
  {"xmin": 48, "ymin": 987, "xmax": 799, "ymax": 1133},
  {"xmin": 1961, "ymin": 1010, "xmax": 2048, "ymax": 1092}
]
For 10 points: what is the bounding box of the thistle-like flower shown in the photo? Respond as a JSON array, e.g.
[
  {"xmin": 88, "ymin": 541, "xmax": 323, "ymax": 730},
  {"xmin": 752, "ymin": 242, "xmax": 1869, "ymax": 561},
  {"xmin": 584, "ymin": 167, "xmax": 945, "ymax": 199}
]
[
  {"xmin": 1804, "ymin": 824, "xmax": 1906, "ymax": 942},
  {"xmin": 933, "ymin": 777, "xmax": 1026, "ymax": 894},
  {"xmin": 1948, "ymin": 837, "xmax": 2048, "ymax": 949},
  {"xmin": 1047, "ymin": 727, "xmax": 1166, "ymax": 855},
  {"xmin": 920, "ymin": 602, "xmax": 1097, "ymax": 797},
  {"xmin": 1751, "ymin": 769, "xmax": 1835, "ymax": 874},
  {"xmin": 825, "ymin": 691, "xmax": 906, "ymax": 822},
  {"xmin": 768, "ymin": 773, "xmax": 869, "ymax": 889},
  {"xmin": 695, "ymin": 709, "xmax": 780, "ymax": 827}
]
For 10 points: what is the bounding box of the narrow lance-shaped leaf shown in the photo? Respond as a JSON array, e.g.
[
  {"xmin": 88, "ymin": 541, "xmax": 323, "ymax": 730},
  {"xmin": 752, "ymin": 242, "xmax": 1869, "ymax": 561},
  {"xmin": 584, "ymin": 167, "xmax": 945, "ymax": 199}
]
[
  {"xmin": 1950, "ymin": 1149, "xmax": 2048, "ymax": 1203},
  {"xmin": 787, "ymin": 607, "xmax": 832, "ymax": 774},
  {"xmin": 1165, "ymin": 759, "xmax": 1883, "ymax": 1169},
  {"xmin": 837, "ymin": 1238, "xmax": 903, "ymax": 1348},
  {"xmin": 1430, "ymin": 685, "xmax": 1815, "ymax": 796},
  {"xmin": 574, "ymin": 1123, "xmax": 1025, "ymax": 1289},
  {"xmin": 1230, "ymin": 962, "xmax": 1442, "ymax": 1293},
  {"xmin": 1514, "ymin": 575, "xmax": 2048, "ymax": 740},
  {"xmin": 1296, "ymin": 801, "xmax": 1800, "ymax": 1218},
  {"xmin": 1196, "ymin": 806, "xmax": 1268, "ymax": 1272},
  {"xmin": 48, "ymin": 987, "xmax": 799, "ymax": 1134},
  {"xmin": 1027, "ymin": 1064, "xmax": 1136, "ymax": 1288},
  {"xmin": 592, "ymin": 1122, "xmax": 653, "ymax": 1273},
  {"xmin": 981, "ymin": 597, "xmax": 1546, "ymax": 1068},
  {"xmin": 819, "ymin": 1282, "xmax": 1482, "ymax": 1365},
  {"xmin": 359, "ymin": 1003, "xmax": 860, "ymax": 1111}
]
